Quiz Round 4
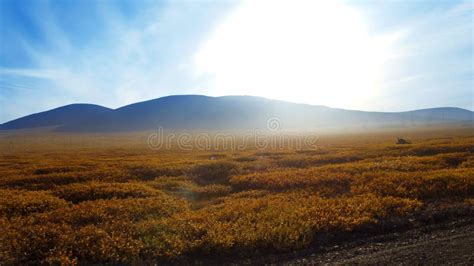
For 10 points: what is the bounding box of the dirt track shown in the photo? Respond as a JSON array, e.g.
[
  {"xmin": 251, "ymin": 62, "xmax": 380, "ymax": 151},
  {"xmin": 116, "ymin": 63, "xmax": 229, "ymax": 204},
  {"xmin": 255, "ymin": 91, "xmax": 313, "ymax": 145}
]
[{"xmin": 280, "ymin": 218, "xmax": 474, "ymax": 265}]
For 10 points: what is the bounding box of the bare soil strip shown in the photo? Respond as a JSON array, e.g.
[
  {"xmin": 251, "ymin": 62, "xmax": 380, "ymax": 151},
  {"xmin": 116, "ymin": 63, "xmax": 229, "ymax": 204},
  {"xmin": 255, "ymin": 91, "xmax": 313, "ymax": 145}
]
[{"xmin": 278, "ymin": 217, "xmax": 474, "ymax": 265}]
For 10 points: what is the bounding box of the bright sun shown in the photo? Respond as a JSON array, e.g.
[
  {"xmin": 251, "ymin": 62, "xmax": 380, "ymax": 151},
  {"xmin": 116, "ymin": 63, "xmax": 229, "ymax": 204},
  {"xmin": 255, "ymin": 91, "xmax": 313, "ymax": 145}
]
[{"xmin": 194, "ymin": 0, "xmax": 400, "ymax": 109}]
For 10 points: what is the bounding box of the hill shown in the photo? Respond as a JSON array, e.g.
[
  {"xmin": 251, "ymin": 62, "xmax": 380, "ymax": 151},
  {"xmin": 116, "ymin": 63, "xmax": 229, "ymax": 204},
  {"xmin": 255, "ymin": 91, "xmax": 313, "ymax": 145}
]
[
  {"xmin": 0, "ymin": 104, "xmax": 112, "ymax": 130},
  {"xmin": 0, "ymin": 95, "xmax": 472, "ymax": 132}
]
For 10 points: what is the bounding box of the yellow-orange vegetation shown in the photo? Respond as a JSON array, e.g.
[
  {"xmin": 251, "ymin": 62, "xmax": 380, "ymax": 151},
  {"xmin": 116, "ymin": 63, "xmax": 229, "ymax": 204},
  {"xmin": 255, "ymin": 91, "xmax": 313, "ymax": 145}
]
[{"xmin": 0, "ymin": 127, "xmax": 473, "ymax": 264}]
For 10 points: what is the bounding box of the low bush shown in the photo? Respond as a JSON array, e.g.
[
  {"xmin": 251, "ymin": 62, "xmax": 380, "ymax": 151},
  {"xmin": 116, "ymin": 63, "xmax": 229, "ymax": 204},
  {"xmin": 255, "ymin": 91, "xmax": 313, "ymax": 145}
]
[
  {"xmin": 33, "ymin": 166, "xmax": 87, "ymax": 175},
  {"xmin": 352, "ymin": 169, "xmax": 474, "ymax": 199},
  {"xmin": 231, "ymin": 168, "xmax": 352, "ymax": 196},
  {"xmin": 0, "ymin": 189, "xmax": 69, "ymax": 218},
  {"xmin": 0, "ymin": 196, "xmax": 189, "ymax": 264},
  {"xmin": 0, "ymin": 131, "xmax": 472, "ymax": 264},
  {"xmin": 0, "ymin": 172, "xmax": 91, "ymax": 190},
  {"xmin": 275, "ymin": 154, "xmax": 362, "ymax": 168},
  {"xmin": 189, "ymin": 161, "xmax": 240, "ymax": 184},
  {"xmin": 192, "ymin": 184, "xmax": 232, "ymax": 199},
  {"xmin": 52, "ymin": 182, "xmax": 163, "ymax": 203},
  {"xmin": 127, "ymin": 165, "xmax": 185, "ymax": 180},
  {"xmin": 137, "ymin": 192, "xmax": 421, "ymax": 257},
  {"xmin": 233, "ymin": 156, "xmax": 257, "ymax": 162}
]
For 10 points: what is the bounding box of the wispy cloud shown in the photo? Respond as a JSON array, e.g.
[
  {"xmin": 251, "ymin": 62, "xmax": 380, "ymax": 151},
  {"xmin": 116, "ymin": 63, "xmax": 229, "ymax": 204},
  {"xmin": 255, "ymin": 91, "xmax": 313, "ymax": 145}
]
[
  {"xmin": 0, "ymin": 68, "xmax": 66, "ymax": 79},
  {"xmin": 0, "ymin": 0, "xmax": 472, "ymax": 123},
  {"xmin": 0, "ymin": 1, "xmax": 234, "ymax": 122},
  {"xmin": 371, "ymin": 1, "xmax": 473, "ymax": 111}
]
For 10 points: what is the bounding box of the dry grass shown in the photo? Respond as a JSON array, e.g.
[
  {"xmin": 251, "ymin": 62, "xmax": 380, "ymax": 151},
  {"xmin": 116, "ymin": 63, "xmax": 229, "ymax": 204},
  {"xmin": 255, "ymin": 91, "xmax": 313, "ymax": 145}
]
[{"xmin": 0, "ymin": 127, "xmax": 473, "ymax": 264}]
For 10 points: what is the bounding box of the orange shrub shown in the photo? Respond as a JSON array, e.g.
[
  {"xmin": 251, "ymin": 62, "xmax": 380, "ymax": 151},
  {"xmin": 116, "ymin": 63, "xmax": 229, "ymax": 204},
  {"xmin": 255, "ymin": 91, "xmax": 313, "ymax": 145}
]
[
  {"xmin": 0, "ymin": 189, "xmax": 69, "ymax": 218},
  {"xmin": 230, "ymin": 168, "xmax": 352, "ymax": 196},
  {"xmin": 1, "ymin": 196, "xmax": 189, "ymax": 264},
  {"xmin": 33, "ymin": 166, "xmax": 87, "ymax": 175},
  {"xmin": 126, "ymin": 165, "xmax": 186, "ymax": 180},
  {"xmin": 275, "ymin": 153, "xmax": 362, "ymax": 168},
  {"xmin": 146, "ymin": 176, "xmax": 196, "ymax": 191},
  {"xmin": 138, "ymin": 192, "xmax": 421, "ymax": 257},
  {"xmin": 352, "ymin": 169, "xmax": 474, "ymax": 199},
  {"xmin": 51, "ymin": 182, "xmax": 163, "ymax": 203},
  {"xmin": 1, "ymin": 217, "xmax": 144, "ymax": 264},
  {"xmin": 233, "ymin": 156, "xmax": 257, "ymax": 162},
  {"xmin": 0, "ymin": 130, "xmax": 472, "ymax": 264},
  {"xmin": 189, "ymin": 161, "xmax": 240, "ymax": 184},
  {"xmin": 192, "ymin": 184, "xmax": 232, "ymax": 199},
  {"xmin": 0, "ymin": 172, "xmax": 91, "ymax": 190},
  {"xmin": 397, "ymin": 144, "xmax": 474, "ymax": 157},
  {"xmin": 46, "ymin": 196, "xmax": 188, "ymax": 226}
]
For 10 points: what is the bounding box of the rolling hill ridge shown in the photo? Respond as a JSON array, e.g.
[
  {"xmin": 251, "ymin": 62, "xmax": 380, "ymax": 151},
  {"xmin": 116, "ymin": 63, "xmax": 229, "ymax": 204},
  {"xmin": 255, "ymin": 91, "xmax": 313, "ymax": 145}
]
[{"xmin": 1, "ymin": 95, "xmax": 472, "ymax": 132}]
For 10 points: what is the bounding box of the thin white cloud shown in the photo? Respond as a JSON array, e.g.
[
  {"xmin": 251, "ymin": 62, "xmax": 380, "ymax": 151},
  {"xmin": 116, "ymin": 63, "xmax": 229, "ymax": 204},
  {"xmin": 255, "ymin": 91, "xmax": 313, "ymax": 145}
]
[
  {"xmin": 371, "ymin": 1, "xmax": 473, "ymax": 111},
  {"xmin": 1, "ymin": 0, "xmax": 471, "ymax": 122},
  {"xmin": 1, "ymin": 1, "xmax": 229, "ymax": 122},
  {"xmin": 0, "ymin": 68, "xmax": 67, "ymax": 80}
]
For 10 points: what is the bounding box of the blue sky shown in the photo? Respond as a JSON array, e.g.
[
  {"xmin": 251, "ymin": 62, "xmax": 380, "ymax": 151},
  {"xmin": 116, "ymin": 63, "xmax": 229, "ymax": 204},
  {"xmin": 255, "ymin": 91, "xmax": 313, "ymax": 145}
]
[{"xmin": 0, "ymin": 0, "xmax": 472, "ymax": 123}]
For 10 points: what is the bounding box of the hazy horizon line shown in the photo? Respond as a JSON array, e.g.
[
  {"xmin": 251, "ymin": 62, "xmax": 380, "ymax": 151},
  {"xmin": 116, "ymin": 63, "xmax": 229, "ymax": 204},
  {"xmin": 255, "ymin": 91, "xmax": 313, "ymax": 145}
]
[{"xmin": 2, "ymin": 93, "xmax": 473, "ymax": 125}]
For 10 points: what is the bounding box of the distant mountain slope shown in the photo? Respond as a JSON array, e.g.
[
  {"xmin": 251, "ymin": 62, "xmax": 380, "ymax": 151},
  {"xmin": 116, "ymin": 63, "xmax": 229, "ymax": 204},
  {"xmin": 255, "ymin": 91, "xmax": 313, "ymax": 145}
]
[
  {"xmin": 0, "ymin": 104, "xmax": 112, "ymax": 130},
  {"xmin": 0, "ymin": 95, "xmax": 472, "ymax": 132},
  {"xmin": 402, "ymin": 107, "xmax": 473, "ymax": 121}
]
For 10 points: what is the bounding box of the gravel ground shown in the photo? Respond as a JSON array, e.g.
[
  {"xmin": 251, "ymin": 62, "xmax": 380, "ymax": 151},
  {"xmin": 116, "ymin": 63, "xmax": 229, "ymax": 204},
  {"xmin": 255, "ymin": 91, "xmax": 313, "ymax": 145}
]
[{"xmin": 280, "ymin": 218, "xmax": 474, "ymax": 265}]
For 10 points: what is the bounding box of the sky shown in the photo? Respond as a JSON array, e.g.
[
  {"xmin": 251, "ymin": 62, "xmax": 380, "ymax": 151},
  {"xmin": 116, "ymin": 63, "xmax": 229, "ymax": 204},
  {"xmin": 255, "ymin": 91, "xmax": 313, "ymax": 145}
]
[{"xmin": 0, "ymin": 0, "xmax": 472, "ymax": 123}]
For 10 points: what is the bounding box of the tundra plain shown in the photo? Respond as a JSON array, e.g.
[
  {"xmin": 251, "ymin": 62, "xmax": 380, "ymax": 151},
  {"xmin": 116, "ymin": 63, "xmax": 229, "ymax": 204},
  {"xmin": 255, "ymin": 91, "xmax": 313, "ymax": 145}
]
[{"xmin": 0, "ymin": 127, "xmax": 473, "ymax": 264}]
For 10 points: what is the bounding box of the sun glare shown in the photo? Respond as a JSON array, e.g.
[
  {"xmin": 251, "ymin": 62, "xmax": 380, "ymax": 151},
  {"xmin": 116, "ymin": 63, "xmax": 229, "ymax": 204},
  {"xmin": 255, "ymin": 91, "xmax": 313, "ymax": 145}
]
[{"xmin": 195, "ymin": 0, "xmax": 400, "ymax": 109}]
